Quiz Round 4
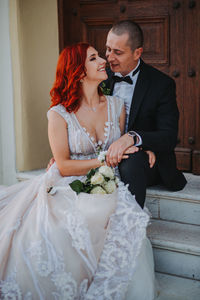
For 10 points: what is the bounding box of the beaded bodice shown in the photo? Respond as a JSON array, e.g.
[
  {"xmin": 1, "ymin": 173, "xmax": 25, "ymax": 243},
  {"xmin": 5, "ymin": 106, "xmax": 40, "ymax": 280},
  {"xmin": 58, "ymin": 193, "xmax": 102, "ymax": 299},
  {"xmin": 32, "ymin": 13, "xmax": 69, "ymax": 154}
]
[{"xmin": 48, "ymin": 96, "xmax": 124, "ymax": 160}]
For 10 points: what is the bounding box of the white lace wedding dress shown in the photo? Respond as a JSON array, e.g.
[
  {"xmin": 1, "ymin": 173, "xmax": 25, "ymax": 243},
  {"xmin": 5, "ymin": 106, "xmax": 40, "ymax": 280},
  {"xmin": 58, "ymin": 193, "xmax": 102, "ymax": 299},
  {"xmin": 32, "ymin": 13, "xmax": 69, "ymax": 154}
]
[{"xmin": 0, "ymin": 96, "xmax": 156, "ymax": 300}]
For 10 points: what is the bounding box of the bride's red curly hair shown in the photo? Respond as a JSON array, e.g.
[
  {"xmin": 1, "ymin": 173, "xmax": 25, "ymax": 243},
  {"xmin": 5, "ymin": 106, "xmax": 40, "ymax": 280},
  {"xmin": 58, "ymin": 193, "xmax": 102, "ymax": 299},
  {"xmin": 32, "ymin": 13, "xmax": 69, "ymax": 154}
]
[{"xmin": 50, "ymin": 43, "xmax": 95, "ymax": 112}]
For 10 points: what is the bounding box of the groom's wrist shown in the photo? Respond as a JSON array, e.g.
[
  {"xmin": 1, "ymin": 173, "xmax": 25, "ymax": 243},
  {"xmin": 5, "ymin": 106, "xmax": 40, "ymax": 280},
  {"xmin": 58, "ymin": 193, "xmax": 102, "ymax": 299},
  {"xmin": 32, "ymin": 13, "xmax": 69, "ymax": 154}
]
[{"xmin": 127, "ymin": 131, "xmax": 138, "ymax": 145}]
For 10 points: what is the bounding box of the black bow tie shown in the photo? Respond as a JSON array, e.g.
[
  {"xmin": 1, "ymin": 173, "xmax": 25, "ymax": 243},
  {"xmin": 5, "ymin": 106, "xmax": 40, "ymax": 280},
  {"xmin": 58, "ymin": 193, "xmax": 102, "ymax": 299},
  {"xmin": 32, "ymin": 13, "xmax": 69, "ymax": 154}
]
[
  {"xmin": 112, "ymin": 64, "xmax": 141, "ymax": 85},
  {"xmin": 112, "ymin": 75, "xmax": 133, "ymax": 84}
]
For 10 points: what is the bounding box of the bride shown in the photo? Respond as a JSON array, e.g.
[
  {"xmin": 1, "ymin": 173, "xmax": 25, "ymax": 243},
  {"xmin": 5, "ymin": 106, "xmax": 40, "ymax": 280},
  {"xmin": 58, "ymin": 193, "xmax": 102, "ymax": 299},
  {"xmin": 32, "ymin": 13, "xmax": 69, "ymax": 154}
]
[{"xmin": 0, "ymin": 43, "xmax": 156, "ymax": 299}]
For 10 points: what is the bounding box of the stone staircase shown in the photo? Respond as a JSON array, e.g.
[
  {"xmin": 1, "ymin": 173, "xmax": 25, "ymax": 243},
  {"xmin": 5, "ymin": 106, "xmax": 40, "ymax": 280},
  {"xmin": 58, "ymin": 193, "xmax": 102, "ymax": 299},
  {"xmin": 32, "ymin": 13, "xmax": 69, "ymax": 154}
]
[{"xmin": 146, "ymin": 173, "xmax": 200, "ymax": 299}]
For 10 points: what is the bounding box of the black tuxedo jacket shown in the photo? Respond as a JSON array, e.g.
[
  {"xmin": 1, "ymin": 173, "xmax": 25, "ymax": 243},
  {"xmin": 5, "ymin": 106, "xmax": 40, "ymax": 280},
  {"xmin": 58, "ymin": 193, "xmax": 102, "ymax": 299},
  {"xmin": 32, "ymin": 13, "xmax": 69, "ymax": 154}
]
[{"xmin": 104, "ymin": 60, "xmax": 187, "ymax": 191}]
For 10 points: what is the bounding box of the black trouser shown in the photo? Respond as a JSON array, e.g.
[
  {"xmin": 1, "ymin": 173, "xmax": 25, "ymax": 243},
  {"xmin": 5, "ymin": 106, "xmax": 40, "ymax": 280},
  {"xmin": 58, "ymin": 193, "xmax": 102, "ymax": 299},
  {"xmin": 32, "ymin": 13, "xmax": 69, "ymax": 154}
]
[{"xmin": 118, "ymin": 151, "xmax": 161, "ymax": 209}]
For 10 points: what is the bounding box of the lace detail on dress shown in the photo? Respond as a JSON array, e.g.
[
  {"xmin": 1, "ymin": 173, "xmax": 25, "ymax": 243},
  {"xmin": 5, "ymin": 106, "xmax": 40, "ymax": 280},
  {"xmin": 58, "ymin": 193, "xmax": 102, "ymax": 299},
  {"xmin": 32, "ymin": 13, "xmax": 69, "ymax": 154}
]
[
  {"xmin": 64, "ymin": 209, "xmax": 90, "ymax": 251},
  {"xmin": 79, "ymin": 279, "xmax": 88, "ymax": 300},
  {"xmin": 70, "ymin": 153, "xmax": 96, "ymax": 160},
  {"xmin": 64, "ymin": 213, "xmax": 97, "ymax": 274},
  {"xmin": 24, "ymin": 239, "xmax": 88, "ymax": 299},
  {"xmin": 51, "ymin": 271, "xmax": 78, "ymax": 300},
  {"xmin": 85, "ymin": 182, "xmax": 149, "ymax": 299},
  {"xmin": 0, "ymin": 269, "xmax": 32, "ymax": 300},
  {"xmin": 51, "ymin": 187, "xmax": 98, "ymax": 274},
  {"xmin": 0, "ymin": 269, "xmax": 23, "ymax": 300}
]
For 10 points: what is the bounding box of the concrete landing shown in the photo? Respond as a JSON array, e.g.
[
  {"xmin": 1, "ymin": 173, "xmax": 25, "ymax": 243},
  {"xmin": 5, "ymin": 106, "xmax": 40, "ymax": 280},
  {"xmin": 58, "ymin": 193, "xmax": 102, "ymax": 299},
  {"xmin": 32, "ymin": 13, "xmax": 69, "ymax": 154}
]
[{"xmin": 156, "ymin": 272, "xmax": 200, "ymax": 300}]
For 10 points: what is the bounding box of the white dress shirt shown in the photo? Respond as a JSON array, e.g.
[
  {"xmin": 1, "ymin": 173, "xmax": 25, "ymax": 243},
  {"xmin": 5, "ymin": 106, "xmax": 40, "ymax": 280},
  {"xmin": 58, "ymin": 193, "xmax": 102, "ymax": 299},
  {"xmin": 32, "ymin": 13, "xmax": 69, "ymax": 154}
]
[{"xmin": 113, "ymin": 59, "xmax": 142, "ymax": 145}]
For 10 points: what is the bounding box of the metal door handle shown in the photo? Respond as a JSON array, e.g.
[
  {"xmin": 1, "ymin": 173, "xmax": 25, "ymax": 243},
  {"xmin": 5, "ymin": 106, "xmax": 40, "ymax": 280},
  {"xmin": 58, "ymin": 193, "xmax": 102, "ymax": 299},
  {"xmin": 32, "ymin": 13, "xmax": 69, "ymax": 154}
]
[
  {"xmin": 188, "ymin": 137, "xmax": 195, "ymax": 144},
  {"xmin": 172, "ymin": 70, "xmax": 180, "ymax": 78},
  {"xmin": 173, "ymin": 1, "xmax": 181, "ymax": 9},
  {"xmin": 188, "ymin": 69, "xmax": 196, "ymax": 77},
  {"xmin": 120, "ymin": 5, "xmax": 126, "ymax": 13},
  {"xmin": 189, "ymin": 1, "xmax": 196, "ymax": 9}
]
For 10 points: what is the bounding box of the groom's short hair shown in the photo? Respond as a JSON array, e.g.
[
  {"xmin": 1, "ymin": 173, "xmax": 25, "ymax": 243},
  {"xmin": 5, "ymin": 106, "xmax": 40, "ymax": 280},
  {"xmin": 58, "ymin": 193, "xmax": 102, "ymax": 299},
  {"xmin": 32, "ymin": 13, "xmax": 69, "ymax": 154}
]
[{"xmin": 110, "ymin": 20, "xmax": 143, "ymax": 51}]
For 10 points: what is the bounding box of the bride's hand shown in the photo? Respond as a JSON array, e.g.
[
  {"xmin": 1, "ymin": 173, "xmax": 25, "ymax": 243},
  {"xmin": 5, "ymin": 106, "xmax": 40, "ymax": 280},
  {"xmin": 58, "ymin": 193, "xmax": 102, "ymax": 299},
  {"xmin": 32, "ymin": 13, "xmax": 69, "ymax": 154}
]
[
  {"xmin": 106, "ymin": 134, "xmax": 137, "ymax": 167},
  {"xmin": 145, "ymin": 150, "xmax": 156, "ymax": 168},
  {"xmin": 122, "ymin": 146, "xmax": 140, "ymax": 159},
  {"xmin": 46, "ymin": 157, "xmax": 55, "ymax": 171}
]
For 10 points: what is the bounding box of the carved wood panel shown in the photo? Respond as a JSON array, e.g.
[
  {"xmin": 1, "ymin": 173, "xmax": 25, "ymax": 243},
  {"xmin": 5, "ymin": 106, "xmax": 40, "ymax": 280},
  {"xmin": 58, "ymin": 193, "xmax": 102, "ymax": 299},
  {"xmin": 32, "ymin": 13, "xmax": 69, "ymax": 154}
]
[
  {"xmin": 81, "ymin": 18, "xmax": 114, "ymax": 58},
  {"xmin": 133, "ymin": 16, "xmax": 169, "ymax": 65}
]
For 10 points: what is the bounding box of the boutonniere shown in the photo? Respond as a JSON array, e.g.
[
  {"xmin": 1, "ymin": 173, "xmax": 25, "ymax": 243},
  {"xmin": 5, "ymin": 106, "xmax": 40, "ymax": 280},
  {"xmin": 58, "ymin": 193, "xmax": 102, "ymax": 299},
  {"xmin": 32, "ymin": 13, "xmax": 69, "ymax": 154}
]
[{"xmin": 100, "ymin": 82, "xmax": 111, "ymax": 95}]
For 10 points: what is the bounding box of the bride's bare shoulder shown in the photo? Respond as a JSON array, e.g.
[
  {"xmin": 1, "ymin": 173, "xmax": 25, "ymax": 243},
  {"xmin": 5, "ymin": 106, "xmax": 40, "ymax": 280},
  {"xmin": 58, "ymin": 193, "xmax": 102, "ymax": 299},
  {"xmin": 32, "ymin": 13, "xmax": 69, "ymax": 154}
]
[{"xmin": 47, "ymin": 104, "xmax": 70, "ymax": 124}]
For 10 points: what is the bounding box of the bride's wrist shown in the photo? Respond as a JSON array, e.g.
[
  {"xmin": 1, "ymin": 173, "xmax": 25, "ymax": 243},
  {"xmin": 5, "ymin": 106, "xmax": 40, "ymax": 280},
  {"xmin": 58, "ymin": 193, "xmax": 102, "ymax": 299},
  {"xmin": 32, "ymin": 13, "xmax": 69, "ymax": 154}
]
[
  {"xmin": 96, "ymin": 158, "xmax": 105, "ymax": 167},
  {"xmin": 97, "ymin": 151, "xmax": 107, "ymax": 162},
  {"xmin": 97, "ymin": 150, "xmax": 107, "ymax": 167}
]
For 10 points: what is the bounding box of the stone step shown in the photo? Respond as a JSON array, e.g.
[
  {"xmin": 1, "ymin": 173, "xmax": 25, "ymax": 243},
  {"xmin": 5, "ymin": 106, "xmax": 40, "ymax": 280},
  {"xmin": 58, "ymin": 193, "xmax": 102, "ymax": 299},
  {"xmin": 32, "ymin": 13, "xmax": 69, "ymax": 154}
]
[
  {"xmin": 16, "ymin": 169, "xmax": 45, "ymax": 181},
  {"xmin": 146, "ymin": 173, "xmax": 200, "ymax": 225},
  {"xmin": 147, "ymin": 219, "xmax": 200, "ymax": 280},
  {"xmin": 156, "ymin": 272, "xmax": 200, "ymax": 300}
]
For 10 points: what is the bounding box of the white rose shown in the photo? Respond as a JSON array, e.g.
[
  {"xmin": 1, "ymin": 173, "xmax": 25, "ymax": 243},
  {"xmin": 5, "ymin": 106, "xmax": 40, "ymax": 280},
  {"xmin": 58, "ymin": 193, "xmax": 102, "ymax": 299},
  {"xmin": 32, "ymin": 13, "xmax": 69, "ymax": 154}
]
[
  {"xmin": 90, "ymin": 186, "xmax": 107, "ymax": 194},
  {"xmin": 99, "ymin": 166, "xmax": 114, "ymax": 179},
  {"xmin": 97, "ymin": 151, "xmax": 107, "ymax": 162},
  {"xmin": 104, "ymin": 180, "xmax": 117, "ymax": 194},
  {"xmin": 90, "ymin": 172, "xmax": 104, "ymax": 185}
]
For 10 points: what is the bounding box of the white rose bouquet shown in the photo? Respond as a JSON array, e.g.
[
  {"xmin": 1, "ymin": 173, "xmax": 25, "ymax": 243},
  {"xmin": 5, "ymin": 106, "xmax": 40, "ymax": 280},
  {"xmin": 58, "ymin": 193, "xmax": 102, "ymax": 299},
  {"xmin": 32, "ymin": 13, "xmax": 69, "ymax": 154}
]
[{"xmin": 69, "ymin": 165, "xmax": 119, "ymax": 195}]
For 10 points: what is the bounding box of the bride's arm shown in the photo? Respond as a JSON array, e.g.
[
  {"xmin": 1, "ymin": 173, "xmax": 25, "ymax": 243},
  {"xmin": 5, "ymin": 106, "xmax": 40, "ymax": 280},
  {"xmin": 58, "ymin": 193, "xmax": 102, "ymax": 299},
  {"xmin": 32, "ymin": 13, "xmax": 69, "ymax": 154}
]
[{"xmin": 48, "ymin": 111, "xmax": 102, "ymax": 176}]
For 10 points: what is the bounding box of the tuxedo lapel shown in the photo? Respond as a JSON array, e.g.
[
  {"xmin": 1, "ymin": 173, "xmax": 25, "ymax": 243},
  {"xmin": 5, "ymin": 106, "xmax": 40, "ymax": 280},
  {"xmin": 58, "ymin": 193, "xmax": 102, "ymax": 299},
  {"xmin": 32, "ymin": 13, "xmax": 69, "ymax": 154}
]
[
  {"xmin": 128, "ymin": 61, "xmax": 149, "ymax": 130},
  {"xmin": 109, "ymin": 79, "xmax": 115, "ymax": 95}
]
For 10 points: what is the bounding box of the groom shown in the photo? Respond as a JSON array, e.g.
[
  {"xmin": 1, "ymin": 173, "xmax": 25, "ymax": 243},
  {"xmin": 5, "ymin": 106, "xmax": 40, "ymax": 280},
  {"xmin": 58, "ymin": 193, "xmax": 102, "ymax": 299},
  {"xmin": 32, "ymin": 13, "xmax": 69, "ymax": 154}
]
[{"xmin": 104, "ymin": 20, "xmax": 187, "ymax": 208}]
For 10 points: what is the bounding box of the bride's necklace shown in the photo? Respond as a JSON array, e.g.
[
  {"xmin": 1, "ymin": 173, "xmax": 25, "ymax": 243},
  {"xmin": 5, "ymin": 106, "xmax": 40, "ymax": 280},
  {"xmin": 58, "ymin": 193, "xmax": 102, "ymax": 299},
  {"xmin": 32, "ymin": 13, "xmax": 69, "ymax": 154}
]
[
  {"xmin": 82, "ymin": 105, "xmax": 97, "ymax": 112},
  {"xmin": 82, "ymin": 98, "xmax": 100, "ymax": 113}
]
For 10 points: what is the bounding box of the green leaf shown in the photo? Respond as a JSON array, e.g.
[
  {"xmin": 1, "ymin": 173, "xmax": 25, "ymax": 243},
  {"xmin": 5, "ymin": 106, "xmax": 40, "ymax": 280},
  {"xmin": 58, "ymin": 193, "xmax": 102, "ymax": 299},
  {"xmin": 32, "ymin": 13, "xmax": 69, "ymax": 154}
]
[
  {"xmin": 86, "ymin": 168, "xmax": 96, "ymax": 180},
  {"xmin": 104, "ymin": 89, "xmax": 111, "ymax": 95},
  {"xmin": 69, "ymin": 180, "xmax": 84, "ymax": 194},
  {"xmin": 100, "ymin": 83, "xmax": 111, "ymax": 95},
  {"xmin": 84, "ymin": 185, "xmax": 93, "ymax": 193},
  {"xmin": 82, "ymin": 181, "xmax": 91, "ymax": 192},
  {"xmin": 104, "ymin": 177, "xmax": 110, "ymax": 182}
]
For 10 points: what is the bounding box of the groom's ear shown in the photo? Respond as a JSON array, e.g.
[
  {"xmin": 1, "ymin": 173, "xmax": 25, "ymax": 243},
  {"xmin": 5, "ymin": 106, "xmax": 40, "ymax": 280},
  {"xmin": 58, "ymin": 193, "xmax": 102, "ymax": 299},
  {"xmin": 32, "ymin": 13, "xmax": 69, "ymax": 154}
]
[{"xmin": 133, "ymin": 47, "xmax": 143, "ymax": 60}]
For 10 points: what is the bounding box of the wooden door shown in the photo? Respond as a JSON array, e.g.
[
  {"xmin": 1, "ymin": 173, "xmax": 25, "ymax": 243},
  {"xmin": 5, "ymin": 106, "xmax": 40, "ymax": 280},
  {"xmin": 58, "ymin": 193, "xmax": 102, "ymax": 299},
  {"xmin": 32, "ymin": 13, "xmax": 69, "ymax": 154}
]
[{"xmin": 57, "ymin": 0, "xmax": 200, "ymax": 174}]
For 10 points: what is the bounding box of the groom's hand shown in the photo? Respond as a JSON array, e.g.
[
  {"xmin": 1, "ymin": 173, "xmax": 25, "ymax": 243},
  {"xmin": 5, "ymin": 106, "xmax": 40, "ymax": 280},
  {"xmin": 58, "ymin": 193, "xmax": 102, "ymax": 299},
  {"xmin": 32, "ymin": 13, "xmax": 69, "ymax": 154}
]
[
  {"xmin": 106, "ymin": 134, "xmax": 138, "ymax": 167},
  {"xmin": 145, "ymin": 150, "xmax": 156, "ymax": 168}
]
